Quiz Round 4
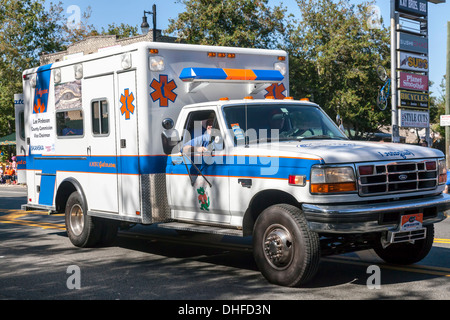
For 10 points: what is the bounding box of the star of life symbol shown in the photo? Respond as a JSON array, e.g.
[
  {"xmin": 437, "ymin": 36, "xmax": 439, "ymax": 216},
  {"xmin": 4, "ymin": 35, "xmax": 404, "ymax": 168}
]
[
  {"xmin": 264, "ymin": 83, "xmax": 286, "ymax": 99},
  {"xmin": 150, "ymin": 74, "xmax": 177, "ymax": 107},
  {"xmin": 120, "ymin": 88, "xmax": 135, "ymax": 120}
]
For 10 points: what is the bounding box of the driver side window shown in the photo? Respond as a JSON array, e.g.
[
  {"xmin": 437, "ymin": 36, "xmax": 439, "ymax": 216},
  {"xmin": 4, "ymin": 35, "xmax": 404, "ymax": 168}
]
[{"xmin": 181, "ymin": 110, "xmax": 223, "ymax": 154}]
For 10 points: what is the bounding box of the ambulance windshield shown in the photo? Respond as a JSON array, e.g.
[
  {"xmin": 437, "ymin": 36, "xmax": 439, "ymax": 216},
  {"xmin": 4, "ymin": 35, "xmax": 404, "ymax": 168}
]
[{"xmin": 222, "ymin": 103, "xmax": 347, "ymax": 145}]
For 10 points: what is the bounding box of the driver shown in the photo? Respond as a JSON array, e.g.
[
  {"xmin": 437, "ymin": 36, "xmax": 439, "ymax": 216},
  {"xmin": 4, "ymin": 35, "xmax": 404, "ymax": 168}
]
[{"xmin": 182, "ymin": 118, "xmax": 214, "ymax": 154}]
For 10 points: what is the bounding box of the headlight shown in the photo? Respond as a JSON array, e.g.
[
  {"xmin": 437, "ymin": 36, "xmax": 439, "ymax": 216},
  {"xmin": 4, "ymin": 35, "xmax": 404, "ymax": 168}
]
[
  {"xmin": 438, "ymin": 158, "xmax": 447, "ymax": 185},
  {"xmin": 310, "ymin": 166, "xmax": 356, "ymax": 193}
]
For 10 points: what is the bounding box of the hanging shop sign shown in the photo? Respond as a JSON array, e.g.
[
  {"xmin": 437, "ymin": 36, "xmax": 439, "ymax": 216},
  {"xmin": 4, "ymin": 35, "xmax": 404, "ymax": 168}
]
[
  {"xmin": 398, "ymin": 72, "xmax": 428, "ymax": 91},
  {"xmin": 399, "ymin": 90, "xmax": 429, "ymax": 109},
  {"xmin": 398, "ymin": 51, "xmax": 428, "ymax": 72},
  {"xmin": 398, "ymin": 32, "xmax": 428, "ymax": 54},
  {"xmin": 395, "ymin": 0, "xmax": 428, "ymax": 17},
  {"xmin": 400, "ymin": 109, "xmax": 429, "ymax": 128}
]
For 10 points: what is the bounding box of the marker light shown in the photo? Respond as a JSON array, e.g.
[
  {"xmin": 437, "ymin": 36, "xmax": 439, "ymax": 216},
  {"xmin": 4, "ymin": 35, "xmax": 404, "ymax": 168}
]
[
  {"xmin": 149, "ymin": 49, "xmax": 159, "ymax": 54},
  {"xmin": 438, "ymin": 159, "xmax": 446, "ymax": 185},
  {"xmin": 74, "ymin": 64, "xmax": 83, "ymax": 80},
  {"xmin": 288, "ymin": 175, "xmax": 306, "ymax": 186},
  {"xmin": 310, "ymin": 166, "xmax": 356, "ymax": 194}
]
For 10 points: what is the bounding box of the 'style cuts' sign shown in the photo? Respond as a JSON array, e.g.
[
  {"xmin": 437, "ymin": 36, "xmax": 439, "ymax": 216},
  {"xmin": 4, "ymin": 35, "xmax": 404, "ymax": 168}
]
[
  {"xmin": 398, "ymin": 72, "xmax": 428, "ymax": 91},
  {"xmin": 400, "ymin": 109, "xmax": 429, "ymax": 128}
]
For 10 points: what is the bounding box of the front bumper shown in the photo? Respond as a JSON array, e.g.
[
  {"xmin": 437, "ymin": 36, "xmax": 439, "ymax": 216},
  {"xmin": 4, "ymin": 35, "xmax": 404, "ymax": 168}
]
[{"xmin": 302, "ymin": 193, "xmax": 450, "ymax": 234}]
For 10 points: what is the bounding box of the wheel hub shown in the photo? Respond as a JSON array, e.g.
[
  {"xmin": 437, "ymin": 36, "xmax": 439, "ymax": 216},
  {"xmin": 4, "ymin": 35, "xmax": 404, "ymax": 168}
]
[
  {"xmin": 69, "ymin": 204, "xmax": 84, "ymax": 236},
  {"xmin": 263, "ymin": 225, "xmax": 293, "ymax": 269}
]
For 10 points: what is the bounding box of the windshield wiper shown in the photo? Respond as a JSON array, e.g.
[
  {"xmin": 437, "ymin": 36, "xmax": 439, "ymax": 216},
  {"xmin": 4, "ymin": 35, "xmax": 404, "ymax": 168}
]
[{"xmin": 298, "ymin": 135, "xmax": 347, "ymax": 141}]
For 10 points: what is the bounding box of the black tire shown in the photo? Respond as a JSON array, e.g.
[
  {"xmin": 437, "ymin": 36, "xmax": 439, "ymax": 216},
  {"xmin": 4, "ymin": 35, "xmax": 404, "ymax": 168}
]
[
  {"xmin": 373, "ymin": 225, "xmax": 434, "ymax": 265},
  {"xmin": 65, "ymin": 191, "xmax": 102, "ymax": 248},
  {"xmin": 377, "ymin": 90, "xmax": 388, "ymax": 111},
  {"xmin": 252, "ymin": 204, "xmax": 320, "ymax": 287}
]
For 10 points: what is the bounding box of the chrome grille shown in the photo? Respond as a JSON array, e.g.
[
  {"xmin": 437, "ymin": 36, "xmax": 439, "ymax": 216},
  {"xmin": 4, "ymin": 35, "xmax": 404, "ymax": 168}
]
[{"xmin": 357, "ymin": 160, "xmax": 438, "ymax": 196}]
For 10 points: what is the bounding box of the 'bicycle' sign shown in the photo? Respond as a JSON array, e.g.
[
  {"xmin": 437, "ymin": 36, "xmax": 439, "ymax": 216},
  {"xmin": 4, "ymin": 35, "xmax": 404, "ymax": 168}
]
[{"xmin": 398, "ymin": 90, "xmax": 429, "ymax": 109}]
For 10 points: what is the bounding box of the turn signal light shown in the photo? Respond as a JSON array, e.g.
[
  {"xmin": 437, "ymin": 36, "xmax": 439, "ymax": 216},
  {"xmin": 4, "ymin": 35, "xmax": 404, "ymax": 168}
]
[{"xmin": 310, "ymin": 182, "xmax": 356, "ymax": 193}]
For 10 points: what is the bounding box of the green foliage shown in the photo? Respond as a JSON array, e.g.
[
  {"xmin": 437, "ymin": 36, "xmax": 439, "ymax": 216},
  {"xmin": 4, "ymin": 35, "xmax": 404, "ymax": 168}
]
[
  {"xmin": 285, "ymin": 0, "xmax": 391, "ymax": 138},
  {"xmin": 0, "ymin": 0, "xmax": 66, "ymax": 136},
  {"xmin": 101, "ymin": 23, "xmax": 140, "ymax": 39},
  {"xmin": 166, "ymin": 0, "xmax": 287, "ymax": 48}
]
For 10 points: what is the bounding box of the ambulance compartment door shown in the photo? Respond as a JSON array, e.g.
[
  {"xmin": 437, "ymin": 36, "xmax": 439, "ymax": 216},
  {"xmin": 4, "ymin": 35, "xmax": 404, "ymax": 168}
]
[
  {"xmin": 117, "ymin": 70, "xmax": 141, "ymax": 217},
  {"xmin": 85, "ymin": 74, "xmax": 119, "ymax": 213}
]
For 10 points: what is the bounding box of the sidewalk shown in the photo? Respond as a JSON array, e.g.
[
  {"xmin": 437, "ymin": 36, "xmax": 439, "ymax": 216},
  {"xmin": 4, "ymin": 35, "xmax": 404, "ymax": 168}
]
[{"xmin": 0, "ymin": 183, "xmax": 27, "ymax": 189}]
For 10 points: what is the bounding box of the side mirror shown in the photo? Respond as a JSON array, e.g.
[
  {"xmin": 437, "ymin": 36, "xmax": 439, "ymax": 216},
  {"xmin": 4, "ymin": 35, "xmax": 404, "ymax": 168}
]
[{"xmin": 161, "ymin": 118, "xmax": 180, "ymax": 155}]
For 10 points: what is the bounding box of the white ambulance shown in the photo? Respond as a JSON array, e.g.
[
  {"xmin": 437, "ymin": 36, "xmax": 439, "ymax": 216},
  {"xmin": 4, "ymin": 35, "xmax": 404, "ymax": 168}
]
[{"xmin": 16, "ymin": 42, "xmax": 450, "ymax": 287}]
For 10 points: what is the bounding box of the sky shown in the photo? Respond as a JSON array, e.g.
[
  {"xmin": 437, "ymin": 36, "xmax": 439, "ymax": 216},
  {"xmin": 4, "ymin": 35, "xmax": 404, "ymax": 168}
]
[{"xmin": 43, "ymin": 0, "xmax": 450, "ymax": 97}]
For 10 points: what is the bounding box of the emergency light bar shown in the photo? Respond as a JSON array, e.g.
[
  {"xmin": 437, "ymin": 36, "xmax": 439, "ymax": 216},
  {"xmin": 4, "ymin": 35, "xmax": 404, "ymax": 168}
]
[{"xmin": 179, "ymin": 67, "xmax": 284, "ymax": 83}]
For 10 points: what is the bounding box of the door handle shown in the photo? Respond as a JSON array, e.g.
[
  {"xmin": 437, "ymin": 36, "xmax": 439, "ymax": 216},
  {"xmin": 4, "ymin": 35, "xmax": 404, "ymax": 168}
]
[{"xmin": 238, "ymin": 179, "xmax": 252, "ymax": 188}]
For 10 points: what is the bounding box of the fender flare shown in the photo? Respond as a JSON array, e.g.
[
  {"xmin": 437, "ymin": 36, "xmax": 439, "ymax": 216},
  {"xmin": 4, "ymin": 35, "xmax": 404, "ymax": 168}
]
[
  {"xmin": 55, "ymin": 177, "xmax": 88, "ymax": 213},
  {"xmin": 242, "ymin": 189, "xmax": 299, "ymax": 236}
]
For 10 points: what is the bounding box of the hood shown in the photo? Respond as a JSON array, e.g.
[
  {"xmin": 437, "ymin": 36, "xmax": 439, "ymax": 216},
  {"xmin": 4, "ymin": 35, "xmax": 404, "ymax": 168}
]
[{"xmin": 262, "ymin": 140, "xmax": 444, "ymax": 164}]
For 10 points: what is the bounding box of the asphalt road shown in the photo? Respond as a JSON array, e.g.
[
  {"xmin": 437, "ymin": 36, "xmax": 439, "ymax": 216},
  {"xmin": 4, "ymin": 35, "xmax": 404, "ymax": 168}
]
[{"xmin": 0, "ymin": 184, "xmax": 449, "ymax": 303}]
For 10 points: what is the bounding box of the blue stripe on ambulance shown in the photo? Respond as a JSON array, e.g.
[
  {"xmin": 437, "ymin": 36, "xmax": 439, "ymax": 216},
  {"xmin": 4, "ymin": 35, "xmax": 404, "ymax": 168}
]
[{"xmin": 26, "ymin": 154, "xmax": 320, "ymax": 206}]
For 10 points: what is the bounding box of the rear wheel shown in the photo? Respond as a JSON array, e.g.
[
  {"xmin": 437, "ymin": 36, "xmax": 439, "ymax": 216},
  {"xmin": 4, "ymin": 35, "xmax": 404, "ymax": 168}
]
[
  {"xmin": 252, "ymin": 204, "xmax": 320, "ymax": 287},
  {"xmin": 373, "ymin": 225, "xmax": 434, "ymax": 264},
  {"xmin": 65, "ymin": 191, "xmax": 102, "ymax": 248}
]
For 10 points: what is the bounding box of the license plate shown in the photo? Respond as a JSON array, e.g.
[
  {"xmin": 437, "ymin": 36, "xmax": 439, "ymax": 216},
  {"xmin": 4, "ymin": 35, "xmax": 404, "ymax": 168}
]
[{"xmin": 400, "ymin": 213, "xmax": 423, "ymax": 231}]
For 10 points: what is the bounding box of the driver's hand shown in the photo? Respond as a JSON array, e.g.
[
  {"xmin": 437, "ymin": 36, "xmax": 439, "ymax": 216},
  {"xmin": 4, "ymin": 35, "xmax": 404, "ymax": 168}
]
[{"xmin": 196, "ymin": 146, "xmax": 208, "ymax": 153}]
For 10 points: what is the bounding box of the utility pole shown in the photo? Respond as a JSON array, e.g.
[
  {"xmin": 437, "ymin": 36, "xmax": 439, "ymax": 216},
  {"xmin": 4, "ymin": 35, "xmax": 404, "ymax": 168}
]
[
  {"xmin": 446, "ymin": 21, "xmax": 450, "ymax": 168},
  {"xmin": 391, "ymin": 0, "xmax": 399, "ymax": 143}
]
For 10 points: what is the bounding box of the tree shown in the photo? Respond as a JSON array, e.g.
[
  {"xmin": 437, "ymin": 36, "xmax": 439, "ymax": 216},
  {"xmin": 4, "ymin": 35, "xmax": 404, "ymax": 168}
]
[
  {"xmin": 166, "ymin": 0, "xmax": 287, "ymax": 48},
  {"xmin": 430, "ymin": 77, "xmax": 446, "ymax": 151},
  {"xmin": 101, "ymin": 23, "xmax": 140, "ymax": 39},
  {"xmin": 283, "ymin": 0, "xmax": 391, "ymax": 138},
  {"xmin": 0, "ymin": 0, "xmax": 68, "ymax": 136}
]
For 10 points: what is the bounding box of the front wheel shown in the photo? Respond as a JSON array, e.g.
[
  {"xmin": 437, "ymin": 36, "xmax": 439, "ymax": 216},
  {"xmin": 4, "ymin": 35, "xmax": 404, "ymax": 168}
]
[
  {"xmin": 377, "ymin": 89, "xmax": 388, "ymax": 111},
  {"xmin": 373, "ymin": 225, "xmax": 434, "ymax": 265},
  {"xmin": 252, "ymin": 204, "xmax": 320, "ymax": 287}
]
